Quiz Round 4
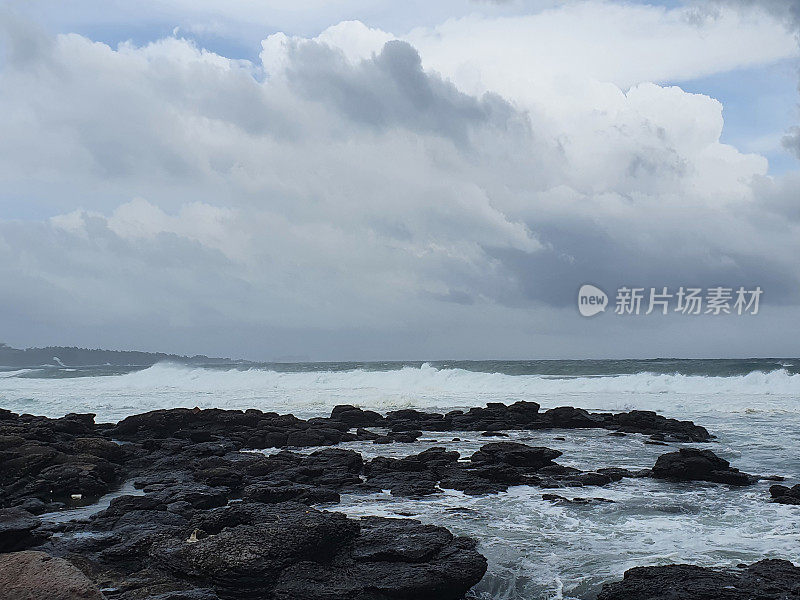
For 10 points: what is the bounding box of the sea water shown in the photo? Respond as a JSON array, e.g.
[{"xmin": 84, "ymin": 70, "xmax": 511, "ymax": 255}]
[{"xmin": 1, "ymin": 359, "xmax": 799, "ymax": 599}]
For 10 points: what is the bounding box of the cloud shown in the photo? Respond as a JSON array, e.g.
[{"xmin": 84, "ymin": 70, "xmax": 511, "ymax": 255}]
[
  {"xmin": 308, "ymin": 3, "xmax": 798, "ymax": 90},
  {"xmin": 0, "ymin": 4, "xmax": 799, "ymax": 358}
]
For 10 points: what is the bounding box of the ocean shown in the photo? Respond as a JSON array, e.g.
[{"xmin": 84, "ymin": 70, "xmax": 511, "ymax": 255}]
[{"xmin": 1, "ymin": 358, "xmax": 799, "ymax": 599}]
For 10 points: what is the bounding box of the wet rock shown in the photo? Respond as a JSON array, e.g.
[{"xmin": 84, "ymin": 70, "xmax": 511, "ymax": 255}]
[
  {"xmin": 285, "ymin": 429, "xmax": 330, "ymax": 447},
  {"xmin": 148, "ymin": 484, "xmax": 229, "ymax": 510},
  {"xmin": 128, "ymin": 589, "xmax": 219, "ymax": 600},
  {"xmin": 769, "ymin": 483, "xmax": 800, "ymax": 505},
  {"xmin": 598, "ymin": 559, "xmax": 800, "ymax": 600},
  {"xmin": 242, "ymin": 482, "xmax": 339, "ymax": 504},
  {"xmin": 386, "ymin": 410, "xmax": 445, "ymax": 431},
  {"xmin": 0, "ymin": 412, "xmax": 125, "ymax": 510},
  {"xmin": 147, "ymin": 501, "xmax": 481, "ymax": 599},
  {"xmin": 271, "ymin": 526, "xmax": 487, "ymax": 600},
  {"xmin": 470, "ymin": 442, "xmax": 562, "ymax": 469},
  {"xmin": 542, "ymin": 494, "xmax": 615, "ymax": 504},
  {"xmin": 152, "ymin": 503, "xmax": 360, "ymax": 595},
  {"xmin": 330, "ymin": 405, "xmax": 384, "ymax": 427},
  {"xmin": 542, "ymin": 406, "xmax": 604, "ymax": 428},
  {"xmin": 96, "ymin": 494, "xmax": 166, "ymax": 519},
  {"xmin": 373, "ymin": 431, "xmax": 422, "ymax": 444},
  {"xmin": 351, "ymin": 517, "xmax": 452, "ymax": 562},
  {"xmin": 609, "ymin": 410, "xmax": 711, "ymax": 442},
  {"xmin": 597, "ymin": 468, "xmax": 635, "ymax": 482},
  {"xmin": 388, "ymin": 480, "xmax": 441, "ymax": 497},
  {"xmin": 651, "ymin": 448, "xmax": 755, "ymax": 486},
  {"xmin": 366, "ymin": 448, "xmax": 459, "ymax": 475},
  {"xmin": 355, "ymin": 427, "xmax": 381, "ymax": 441},
  {"xmin": 73, "ymin": 438, "xmax": 124, "ymax": 462},
  {"xmin": 31, "ymin": 459, "xmax": 119, "ymax": 502},
  {"xmin": 0, "ymin": 508, "xmax": 43, "ymax": 552},
  {"xmin": 193, "ymin": 468, "xmax": 243, "ymax": 491},
  {"xmin": 574, "ymin": 471, "xmax": 615, "ymax": 486},
  {"xmin": 0, "ymin": 404, "xmax": 726, "ymax": 600},
  {"xmin": 0, "ymin": 550, "xmax": 105, "ymax": 600}
]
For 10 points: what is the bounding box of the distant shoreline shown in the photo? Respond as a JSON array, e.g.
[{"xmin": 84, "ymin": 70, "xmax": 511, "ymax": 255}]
[{"xmin": 0, "ymin": 343, "xmax": 239, "ymax": 369}]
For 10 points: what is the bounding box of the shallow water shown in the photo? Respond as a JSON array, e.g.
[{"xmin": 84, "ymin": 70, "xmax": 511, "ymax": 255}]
[
  {"xmin": 1, "ymin": 360, "xmax": 799, "ymax": 599},
  {"xmin": 304, "ymin": 430, "xmax": 800, "ymax": 599},
  {"xmin": 38, "ymin": 479, "xmax": 144, "ymax": 524}
]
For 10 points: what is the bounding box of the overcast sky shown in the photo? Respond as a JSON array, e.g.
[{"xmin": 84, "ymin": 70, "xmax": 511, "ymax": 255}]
[{"xmin": 0, "ymin": 0, "xmax": 799, "ymax": 360}]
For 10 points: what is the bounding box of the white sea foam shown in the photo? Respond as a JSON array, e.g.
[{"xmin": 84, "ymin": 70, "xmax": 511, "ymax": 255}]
[
  {"xmin": 0, "ymin": 362, "xmax": 798, "ymax": 421},
  {"xmin": 1, "ymin": 362, "xmax": 798, "ymax": 599},
  {"xmin": 0, "ymin": 369, "xmax": 36, "ymax": 378}
]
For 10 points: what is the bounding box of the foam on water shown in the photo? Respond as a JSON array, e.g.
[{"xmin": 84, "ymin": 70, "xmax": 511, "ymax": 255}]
[
  {"xmin": 315, "ymin": 430, "xmax": 800, "ymax": 599},
  {"xmin": 1, "ymin": 360, "xmax": 799, "ymax": 598},
  {"xmin": 0, "ymin": 362, "xmax": 798, "ymax": 421}
]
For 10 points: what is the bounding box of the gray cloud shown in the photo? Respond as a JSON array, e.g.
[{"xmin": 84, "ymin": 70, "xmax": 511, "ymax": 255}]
[
  {"xmin": 285, "ymin": 40, "xmax": 517, "ymax": 144},
  {"xmin": 0, "ymin": 11, "xmax": 798, "ymax": 359}
]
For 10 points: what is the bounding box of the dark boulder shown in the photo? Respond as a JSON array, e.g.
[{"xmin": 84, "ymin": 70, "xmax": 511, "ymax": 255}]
[
  {"xmin": 769, "ymin": 483, "xmax": 800, "ymax": 505},
  {"xmin": 542, "ymin": 407, "xmax": 603, "ymax": 428},
  {"xmin": 271, "ymin": 521, "xmax": 486, "ymax": 600},
  {"xmin": 651, "ymin": 448, "xmax": 754, "ymax": 486},
  {"xmin": 330, "ymin": 405, "xmax": 384, "ymax": 427},
  {"xmin": 0, "ymin": 508, "xmax": 43, "ymax": 552},
  {"xmin": 610, "ymin": 410, "xmax": 711, "ymax": 442},
  {"xmin": 351, "ymin": 517, "xmax": 452, "ymax": 562},
  {"xmin": 542, "ymin": 494, "xmax": 615, "ymax": 504},
  {"xmin": 193, "ymin": 467, "xmax": 243, "ymax": 491},
  {"xmin": 73, "ymin": 437, "xmax": 124, "ymax": 462},
  {"xmin": 242, "ymin": 483, "xmax": 339, "ymax": 505},
  {"xmin": 373, "ymin": 431, "xmax": 422, "ymax": 444},
  {"xmin": 151, "ymin": 502, "xmax": 360, "ymax": 596},
  {"xmin": 598, "ymin": 559, "xmax": 800, "ymax": 600},
  {"xmin": 470, "ymin": 442, "xmax": 562, "ymax": 469}
]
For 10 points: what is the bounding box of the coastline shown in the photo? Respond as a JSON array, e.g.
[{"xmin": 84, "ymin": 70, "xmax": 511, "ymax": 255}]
[{"xmin": 1, "ymin": 402, "xmax": 798, "ymax": 599}]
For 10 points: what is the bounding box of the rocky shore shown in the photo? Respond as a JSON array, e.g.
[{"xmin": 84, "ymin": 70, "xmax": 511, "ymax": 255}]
[{"xmin": 0, "ymin": 402, "xmax": 797, "ymax": 599}]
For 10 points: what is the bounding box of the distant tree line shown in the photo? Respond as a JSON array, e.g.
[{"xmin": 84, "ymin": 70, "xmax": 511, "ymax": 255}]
[{"xmin": 0, "ymin": 343, "xmax": 236, "ymax": 367}]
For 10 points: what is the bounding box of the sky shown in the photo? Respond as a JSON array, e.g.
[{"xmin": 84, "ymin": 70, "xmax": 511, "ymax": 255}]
[{"xmin": 0, "ymin": 0, "xmax": 799, "ymax": 360}]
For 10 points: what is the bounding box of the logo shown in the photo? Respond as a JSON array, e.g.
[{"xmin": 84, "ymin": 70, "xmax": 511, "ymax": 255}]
[
  {"xmin": 576, "ymin": 284, "xmax": 762, "ymax": 317},
  {"xmin": 578, "ymin": 284, "xmax": 608, "ymax": 317}
]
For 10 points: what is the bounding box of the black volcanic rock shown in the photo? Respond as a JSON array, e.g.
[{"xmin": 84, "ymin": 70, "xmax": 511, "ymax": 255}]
[
  {"xmin": 0, "ymin": 411, "xmax": 124, "ymax": 512},
  {"xmin": 243, "ymin": 482, "xmax": 339, "ymax": 505},
  {"xmin": 0, "ymin": 508, "xmax": 43, "ymax": 552},
  {"xmin": 147, "ymin": 502, "xmax": 487, "ymax": 600},
  {"xmin": 542, "ymin": 494, "xmax": 615, "ymax": 505},
  {"xmin": 469, "ymin": 442, "xmax": 562, "ymax": 469},
  {"xmin": 151, "ymin": 503, "xmax": 360, "ymax": 594},
  {"xmin": 271, "ymin": 518, "xmax": 487, "ymax": 600},
  {"xmin": 770, "ymin": 483, "xmax": 800, "ymax": 505},
  {"xmin": 597, "ymin": 559, "xmax": 800, "ymax": 600},
  {"xmin": 651, "ymin": 448, "xmax": 755, "ymax": 486},
  {"xmin": 330, "ymin": 405, "xmax": 385, "ymax": 427},
  {"xmin": 362, "ymin": 442, "xmax": 618, "ymax": 497},
  {"xmin": 100, "ymin": 403, "xmax": 713, "ymax": 459},
  {"xmin": 373, "ymin": 430, "xmax": 423, "ymax": 444},
  {"xmin": 609, "ymin": 410, "xmax": 711, "ymax": 442},
  {"xmin": 541, "ymin": 406, "xmax": 604, "ymax": 428},
  {"xmin": 0, "ymin": 404, "xmax": 736, "ymax": 600}
]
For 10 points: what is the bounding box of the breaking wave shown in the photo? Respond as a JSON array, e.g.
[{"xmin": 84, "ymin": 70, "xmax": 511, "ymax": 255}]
[{"xmin": 0, "ymin": 361, "xmax": 797, "ymax": 421}]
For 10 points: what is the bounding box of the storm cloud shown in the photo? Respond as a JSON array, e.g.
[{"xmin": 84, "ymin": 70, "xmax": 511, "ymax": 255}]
[{"xmin": 0, "ymin": 1, "xmax": 799, "ymax": 359}]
